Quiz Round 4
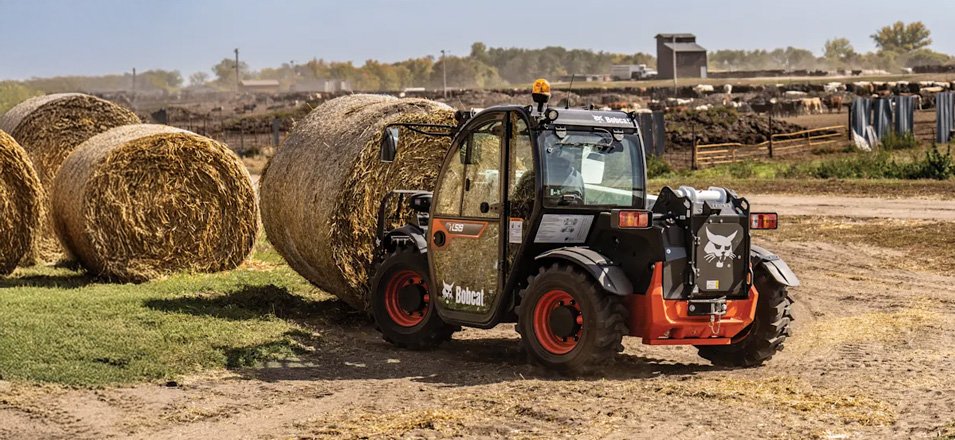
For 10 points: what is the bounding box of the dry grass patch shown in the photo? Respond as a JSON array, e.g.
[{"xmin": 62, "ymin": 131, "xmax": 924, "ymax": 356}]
[
  {"xmin": 655, "ymin": 376, "xmax": 895, "ymax": 426},
  {"xmin": 762, "ymin": 216, "xmax": 955, "ymax": 272},
  {"xmin": 305, "ymin": 408, "xmax": 473, "ymax": 440},
  {"xmin": 788, "ymin": 304, "xmax": 942, "ymax": 353}
]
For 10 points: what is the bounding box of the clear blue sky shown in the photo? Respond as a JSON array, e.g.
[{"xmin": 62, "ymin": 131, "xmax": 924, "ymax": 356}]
[{"xmin": 0, "ymin": 0, "xmax": 952, "ymax": 80}]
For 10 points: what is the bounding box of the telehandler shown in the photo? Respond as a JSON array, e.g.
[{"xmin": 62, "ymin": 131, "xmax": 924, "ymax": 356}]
[{"xmin": 371, "ymin": 79, "xmax": 798, "ymax": 373}]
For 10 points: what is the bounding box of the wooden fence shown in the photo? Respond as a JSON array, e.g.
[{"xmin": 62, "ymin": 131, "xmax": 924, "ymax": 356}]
[{"xmin": 692, "ymin": 125, "xmax": 848, "ymax": 169}]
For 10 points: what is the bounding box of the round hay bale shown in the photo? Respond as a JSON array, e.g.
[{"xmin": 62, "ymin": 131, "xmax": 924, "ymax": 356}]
[
  {"xmin": 52, "ymin": 124, "xmax": 258, "ymax": 282},
  {"xmin": 0, "ymin": 130, "xmax": 43, "ymax": 275},
  {"xmin": 261, "ymin": 94, "xmax": 455, "ymax": 311},
  {"xmin": 0, "ymin": 93, "xmax": 140, "ymax": 264}
]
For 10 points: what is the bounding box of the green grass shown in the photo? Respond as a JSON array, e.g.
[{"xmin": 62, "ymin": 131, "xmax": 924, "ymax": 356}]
[{"xmin": 0, "ymin": 238, "xmax": 341, "ymax": 387}]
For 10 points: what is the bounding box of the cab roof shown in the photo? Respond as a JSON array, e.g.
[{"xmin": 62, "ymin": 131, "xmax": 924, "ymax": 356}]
[{"xmin": 473, "ymin": 105, "xmax": 638, "ymax": 129}]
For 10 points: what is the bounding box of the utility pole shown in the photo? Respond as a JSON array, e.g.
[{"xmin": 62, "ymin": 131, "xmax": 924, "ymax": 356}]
[
  {"xmin": 672, "ymin": 36, "xmax": 678, "ymax": 93},
  {"xmin": 131, "ymin": 68, "xmax": 137, "ymax": 108},
  {"xmin": 441, "ymin": 49, "xmax": 448, "ymax": 98},
  {"xmin": 234, "ymin": 48, "xmax": 241, "ymax": 95}
]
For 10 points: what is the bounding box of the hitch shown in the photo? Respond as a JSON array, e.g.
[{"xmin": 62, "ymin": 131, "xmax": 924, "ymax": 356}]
[{"xmin": 686, "ymin": 297, "xmax": 728, "ymax": 317}]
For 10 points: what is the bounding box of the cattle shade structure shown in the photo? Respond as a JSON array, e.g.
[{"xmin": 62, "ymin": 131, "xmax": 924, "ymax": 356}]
[
  {"xmin": 240, "ymin": 79, "xmax": 281, "ymax": 94},
  {"xmin": 655, "ymin": 33, "xmax": 708, "ymax": 80}
]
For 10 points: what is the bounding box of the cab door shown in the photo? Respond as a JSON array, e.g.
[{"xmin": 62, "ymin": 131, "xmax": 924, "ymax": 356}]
[{"xmin": 429, "ymin": 113, "xmax": 505, "ymax": 322}]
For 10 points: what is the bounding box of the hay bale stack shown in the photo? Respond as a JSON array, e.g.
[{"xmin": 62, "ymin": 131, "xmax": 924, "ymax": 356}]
[
  {"xmin": 0, "ymin": 130, "xmax": 43, "ymax": 275},
  {"xmin": 261, "ymin": 94, "xmax": 455, "ymax": 311},
  {"xmin": 0, "ymin": 93, "xmax": 140, "ymax": 264},
  {"xmin": 52, "ymin": 124, "xmax": 258, "ymax": 282}
]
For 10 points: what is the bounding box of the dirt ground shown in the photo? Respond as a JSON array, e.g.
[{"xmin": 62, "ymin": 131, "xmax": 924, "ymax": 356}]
[
  {"xmin": 749, "ymin": 193, "xmax": 955, "ymax": 220},
  {"xmin": 2, "ymin": 198, "xmax": 954, "ymax": 439}
]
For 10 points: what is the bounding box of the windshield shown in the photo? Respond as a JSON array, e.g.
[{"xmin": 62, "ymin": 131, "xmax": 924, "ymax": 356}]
[{"xmin": 539, "ymin": 129, "xmax": 645, "ymax": 208}]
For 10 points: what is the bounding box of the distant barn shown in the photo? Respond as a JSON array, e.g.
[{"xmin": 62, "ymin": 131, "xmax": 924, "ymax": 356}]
[{"xmin": 655, "ymin": 33, "xmax": 708, "ymax": 80}]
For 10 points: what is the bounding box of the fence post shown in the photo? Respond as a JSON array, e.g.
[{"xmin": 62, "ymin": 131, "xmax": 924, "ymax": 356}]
[
  {"xmin": 806, "ymin": 130, "xmax": 812, "ymax": 149},
  {"xmin": 691, "ymin": 124, "xmax": 698, "ymax": 170},
  {"xmin": 768, "ymin": 113, "xmax": 774, "ymax": 159}
]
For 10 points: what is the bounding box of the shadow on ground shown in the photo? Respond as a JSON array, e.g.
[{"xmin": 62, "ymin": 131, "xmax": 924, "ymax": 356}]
[
  {"xmin": 146, "ymin": 283, "xmax": 717, "ymax": 387},
  {"xmin": 227, "ymin": 325, "xmax": 718, "ymax": 387},
  {"xmin": 0, "ymin": 273, "xmax": 96, "ymax": 289},
  {"xmin": 144, "ymin": 284, "xmax": 367, "ymax": 325}
]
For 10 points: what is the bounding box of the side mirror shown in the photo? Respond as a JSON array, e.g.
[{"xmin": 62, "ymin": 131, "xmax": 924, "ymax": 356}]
[{"xmin": 380, "ymin": 127, "xmax": 399, "ymax": 162}]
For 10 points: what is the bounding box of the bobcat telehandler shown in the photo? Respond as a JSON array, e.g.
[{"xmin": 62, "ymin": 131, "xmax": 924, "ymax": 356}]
[{"xmin": 371, "ymin": 79, "xmax": 798, "ymax": 373}]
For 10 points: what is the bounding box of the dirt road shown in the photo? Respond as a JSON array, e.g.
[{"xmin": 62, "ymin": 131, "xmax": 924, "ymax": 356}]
[{"xmin": 749, "ymin": 194, "xmax": 955, "ymax": 220}]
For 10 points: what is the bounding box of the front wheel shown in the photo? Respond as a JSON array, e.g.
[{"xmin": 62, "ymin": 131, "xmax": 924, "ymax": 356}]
[
  {"xmin": 371, "ymin": 246, "xmax": 456, "ymax": 349},
  {"xmin": 516, "ymin": 263, "xmax": 628, "ymax": 374},
  {"xmin": 697, "ymin": 269, "xmax": 794, "ymax": 367}
]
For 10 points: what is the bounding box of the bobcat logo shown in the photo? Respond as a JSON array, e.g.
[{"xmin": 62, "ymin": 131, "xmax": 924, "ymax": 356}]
[
  {"xmin": 441, "ymin": 282, "xmax": 454, "ymax": 300},
  {"xmin": 703, "ymin": 228, "xmax": 738, "ymax": 268}
]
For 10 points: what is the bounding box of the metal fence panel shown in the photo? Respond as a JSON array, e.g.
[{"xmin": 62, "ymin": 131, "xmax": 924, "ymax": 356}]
[
  {"xmin": 893, "ymin": 95, "xmax": 915, "ymax": 134},
  {"xmin": 637, "ymin": 112, "xmax": 655, "ymax": 155},
  {"xmin": 938, "ymin": 92, "xmax": 954, "ymax": 143},
  {"xmin": 850, "ymin": 97, "xmax": 869, "ymax": 138},
  {"xmin": 653, "ymin": 111, "xmax": 666, "ymax": 156},
  {"xmin": 872, "ymin": 98, "xmax": 892, "ymax": 140}
]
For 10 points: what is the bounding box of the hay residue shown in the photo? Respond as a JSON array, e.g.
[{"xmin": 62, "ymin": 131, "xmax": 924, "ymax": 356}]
[
  {"xmin": 0, "ymin": 130, "xmax": 43, "ymax": 274},
  {"xmin": 655, "ymin": 376, "xmax": 896, "ymax": 426},
  {"xmin": 0, "ymin": 93, "xmax": 140, "ymax": 264},
  {"xmin": 52, "ymin": 124, "xmax": 258, "ymax": 282},
  {"xmin": 261, "ymin": 94, "xmax": 455, "ymax": 310},
  {"xmin": 788, "ymin": 305, "xmax": 941, "ymax": 352}
]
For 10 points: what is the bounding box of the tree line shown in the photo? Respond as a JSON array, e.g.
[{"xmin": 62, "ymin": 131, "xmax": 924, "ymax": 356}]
[{"xmin": 0, "ymin": 21, "xmax": 950, "ymax": 106}]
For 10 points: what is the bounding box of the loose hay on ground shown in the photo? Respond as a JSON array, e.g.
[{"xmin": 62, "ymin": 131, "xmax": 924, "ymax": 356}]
[
  {"xmin": 0, "ymin": 130, "xmax": 42, "ymax": 274},
  {"xmin": 261, "ymin": 94, "xmax": 455, "ymax": 310},
  {"xmin": 0, "ymin": 93, "xmax": 140, "ymax": 264},
  {"xmin": 52, "ymin": 124, "xmax": 258, "ymax": 282}
]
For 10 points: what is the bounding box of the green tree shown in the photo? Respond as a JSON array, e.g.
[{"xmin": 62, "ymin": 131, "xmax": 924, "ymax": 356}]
[
  {"xmin": 824, "ymin": 37, "xmax": 857, "ymax": 63},
  {"xmin": 902, "ymin": 48, "xmax": 951, "ymax": 67},
  {"xmin": 871, "ymin": 21, "xmax": 932, "ymax": 53},
  {"xmin": 188, "ymin": 71, "xmax": 209, "ymax": 86},
  {"xmin": 212, "ymin": 58, "xmax": 250, "ymax": 84},
  {"xmin": 0, "ymin": 81, "xmax": 42, "ymax": 113}
]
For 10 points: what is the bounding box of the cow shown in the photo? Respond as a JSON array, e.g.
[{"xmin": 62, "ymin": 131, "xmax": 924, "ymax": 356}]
[
  {"xmin": 824, "ymin": 95, "xmax": 845, "ymax": 114},
  {"xmin": 799, "ymin": 98, "xmax": 823, "ymax": 115}
]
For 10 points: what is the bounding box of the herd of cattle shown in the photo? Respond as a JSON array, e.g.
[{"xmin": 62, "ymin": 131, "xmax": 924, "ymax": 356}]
[{"xmin": 640, "ymin": 80, "xmax": 953, "ymax": 116}]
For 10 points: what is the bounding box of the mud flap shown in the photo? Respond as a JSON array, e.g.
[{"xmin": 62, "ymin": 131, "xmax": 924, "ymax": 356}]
[{"xmin": 750, "ymin": 245, "xmax": 800, "ymax": 287}]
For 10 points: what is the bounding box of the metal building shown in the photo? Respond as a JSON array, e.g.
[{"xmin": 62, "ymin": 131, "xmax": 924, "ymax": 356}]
[{"xmin": 655, "ymin": 33, "xmax": 708, "ymax": 80}]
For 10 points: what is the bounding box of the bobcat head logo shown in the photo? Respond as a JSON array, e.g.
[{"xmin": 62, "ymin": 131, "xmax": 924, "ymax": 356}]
[
  {"xmin": 703, "ymin": 228, "xmax": 738, "ymax": 268},
  {"xmin": 441, "ymin": 282, "xmax": 454, "ymax": 300}
]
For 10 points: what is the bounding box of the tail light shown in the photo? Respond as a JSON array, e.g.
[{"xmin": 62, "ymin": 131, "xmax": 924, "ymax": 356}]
[
  {"xmin": 611, "ymin": 209, "xmax": 652, "ymax": 229},
  {"xmin": 749, "ymin": 212, "xmax": 778, "ymax": 230}
]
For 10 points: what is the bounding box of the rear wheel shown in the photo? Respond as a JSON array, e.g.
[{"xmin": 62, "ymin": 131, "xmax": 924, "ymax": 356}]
[
  {"xmin": 516, "ymin": 263, "xmax": 628, "ymax": 374},
  {"xmin": 371, "ymin": 246, "xmax": 456, "ymax": 349},
  {"xmin": 697, "ymin": 268, "xmax": 794, "ymax": 367}
]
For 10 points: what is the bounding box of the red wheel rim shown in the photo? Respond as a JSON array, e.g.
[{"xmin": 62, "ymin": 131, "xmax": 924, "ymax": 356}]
[
  {"xmin": 533, "ymin": 289, "xmax": 582, "ymax": 355},
  {"xmin": 384, "ymin": 270, "xmax": 430, "ymax": 327}
]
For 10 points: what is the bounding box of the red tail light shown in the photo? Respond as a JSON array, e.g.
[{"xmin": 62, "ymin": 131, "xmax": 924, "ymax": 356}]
[
  {"xmin": 750, "ymin": 212, "xmax": 778, "ymax": 230},
  {"xmin": 612, "ymin": 210, "xmax": 652, "ymax": 229}
]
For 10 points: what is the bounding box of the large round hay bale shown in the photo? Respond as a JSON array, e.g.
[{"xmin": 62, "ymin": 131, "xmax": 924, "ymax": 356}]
[
  {"xmin": 261, "ymin": 94, "xmax": 455, "ymax": 311},
  {"xmin": 0, "ymin": 130, "xmax": 43, "ymax": 275},
  {"xmin": 0, "ymin": 93, "xmax": 140, "ymax": 264},
  {"xmin": 52, "ymin": 124, "xmax": 258, "ymax": 282}
]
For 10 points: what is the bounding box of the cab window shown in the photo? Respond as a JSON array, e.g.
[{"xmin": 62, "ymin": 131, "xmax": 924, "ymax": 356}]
[
  {"xmin": 508, "ymin": 115, "xmax": 535, "ymax": 219},
  {"xmin": 434, "ymin": 141, "xmax": 464, "ymax": 216},
  {"xmin": 461, "ymin": 119, "xmax": 504, "ymax": 218}
]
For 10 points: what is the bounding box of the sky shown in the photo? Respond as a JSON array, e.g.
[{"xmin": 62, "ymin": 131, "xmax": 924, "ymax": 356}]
[{"xmin": 0, "ymin": 0, "xmax": 953, "ymax": 80}]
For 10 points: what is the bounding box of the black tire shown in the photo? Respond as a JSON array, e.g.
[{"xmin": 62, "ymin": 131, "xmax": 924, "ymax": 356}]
[
  {"xmin": 697, "ymin": 268, "xmax": 794, "ymax": 367},
  {"xmin": 516, "ymin": 263, "xmax": 628, "ymax": 374},
  {"xmin": 371, "ymin": 246, "xmax": 456, "ymax": 349}
]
